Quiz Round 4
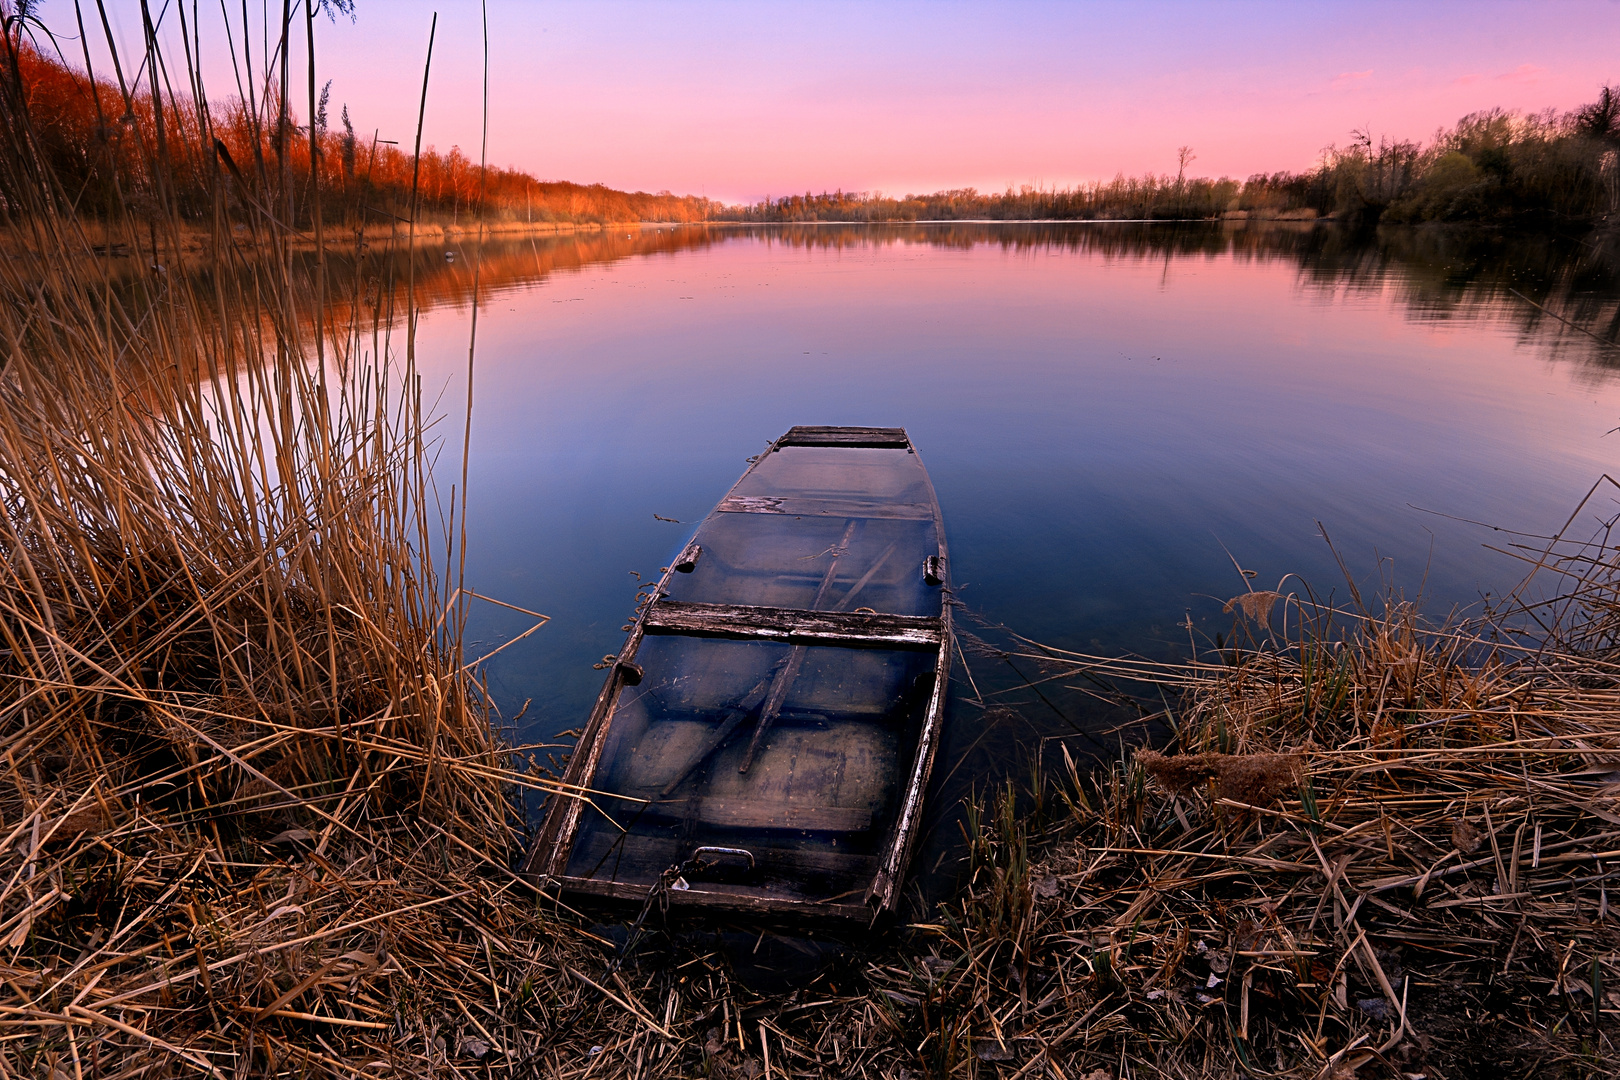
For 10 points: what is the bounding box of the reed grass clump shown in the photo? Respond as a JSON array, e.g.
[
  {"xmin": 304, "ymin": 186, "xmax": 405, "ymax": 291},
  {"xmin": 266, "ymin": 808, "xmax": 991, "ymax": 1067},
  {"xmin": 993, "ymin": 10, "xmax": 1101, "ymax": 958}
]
[
  {"xmin": 920, "ymin": 550, "xmax": 1620, "ymax": 1077},
  {"xmin": 0, "ymin": 8, "xmax": 598, "ymax": 1076}
]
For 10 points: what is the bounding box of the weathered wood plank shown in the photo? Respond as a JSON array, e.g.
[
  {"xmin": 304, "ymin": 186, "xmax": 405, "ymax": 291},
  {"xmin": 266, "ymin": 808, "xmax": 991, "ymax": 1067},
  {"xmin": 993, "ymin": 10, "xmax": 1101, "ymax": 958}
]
[
  {"xmin": 567, "ymin": 832, "xmax": 880, "ymax": 878},
  {"xmin": 776, "ymin": 425, "xmax": 910, "ymax": 448},
  {"xmin": 554, "ymin": 876, "xmax": 876, "ymax": 922},
  {"xmin": 644, "ymin": 600, "xmax": 941, "ymax": 647},
  {"xmin": 716, "ymin": 494, "xmax": 935, "ymax": 520}
]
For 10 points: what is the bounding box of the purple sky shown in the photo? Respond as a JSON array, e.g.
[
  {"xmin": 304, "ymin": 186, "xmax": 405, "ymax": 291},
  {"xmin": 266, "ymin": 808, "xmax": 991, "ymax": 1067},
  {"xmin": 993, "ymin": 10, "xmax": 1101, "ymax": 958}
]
[{"xmin": 49, "ymin": 0, "xmax": 1620, "ymax": 203}]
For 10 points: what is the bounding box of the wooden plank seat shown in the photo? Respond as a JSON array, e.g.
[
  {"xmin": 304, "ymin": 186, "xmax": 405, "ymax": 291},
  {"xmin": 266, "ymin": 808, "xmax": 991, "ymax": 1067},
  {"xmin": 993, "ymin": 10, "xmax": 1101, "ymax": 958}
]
[
  {"xmin": 775, "ymin": 426, "xmax": 911, "ymax": 448},
  {"xmin": 644, "ymin": 600, "xmax": 941, "ymax": 647}
]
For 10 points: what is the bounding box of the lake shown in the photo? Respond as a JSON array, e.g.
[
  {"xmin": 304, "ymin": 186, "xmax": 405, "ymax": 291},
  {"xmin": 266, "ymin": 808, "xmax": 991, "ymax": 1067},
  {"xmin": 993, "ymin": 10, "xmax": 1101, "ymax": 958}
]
[{"xmin": 403, "ymin": 221, "xmax": 1620, "ymax": 878}]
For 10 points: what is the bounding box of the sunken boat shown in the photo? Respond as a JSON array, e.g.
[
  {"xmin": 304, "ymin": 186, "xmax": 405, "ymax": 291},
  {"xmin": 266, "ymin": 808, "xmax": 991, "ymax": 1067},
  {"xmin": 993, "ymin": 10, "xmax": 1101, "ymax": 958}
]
[{"xmin": 524, "ymin": 426, "xmax": 951, "ymax": 923}]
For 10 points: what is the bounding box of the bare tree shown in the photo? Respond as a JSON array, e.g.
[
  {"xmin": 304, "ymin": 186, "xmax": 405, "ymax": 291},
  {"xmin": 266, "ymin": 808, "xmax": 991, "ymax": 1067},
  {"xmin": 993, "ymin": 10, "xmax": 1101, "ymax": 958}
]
[{"xmin": 1176, "ymin": 146, "xmax": 1196, "ymax": 214}]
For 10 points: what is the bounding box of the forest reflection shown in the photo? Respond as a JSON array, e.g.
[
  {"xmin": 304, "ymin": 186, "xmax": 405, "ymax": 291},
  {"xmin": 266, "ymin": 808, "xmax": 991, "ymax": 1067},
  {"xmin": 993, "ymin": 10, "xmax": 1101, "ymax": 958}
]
[
  {"xmin": 114, "ymin": 221, "xmax": 1617, "ymax": 373},
  {"xmin": 447, "ymin": 223, "xmax": 1620, "ymax": 371}
]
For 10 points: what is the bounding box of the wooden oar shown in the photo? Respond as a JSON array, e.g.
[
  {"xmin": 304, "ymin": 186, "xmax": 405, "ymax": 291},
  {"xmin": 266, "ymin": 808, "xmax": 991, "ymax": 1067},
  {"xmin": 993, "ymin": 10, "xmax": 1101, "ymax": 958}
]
[
  {"xmin": 740, "ymin": 520, "xmax": 860, "ymax": 773},
  {"xmin": 657, "ymin": 669, "xmax": 777, "ymax": 797}
]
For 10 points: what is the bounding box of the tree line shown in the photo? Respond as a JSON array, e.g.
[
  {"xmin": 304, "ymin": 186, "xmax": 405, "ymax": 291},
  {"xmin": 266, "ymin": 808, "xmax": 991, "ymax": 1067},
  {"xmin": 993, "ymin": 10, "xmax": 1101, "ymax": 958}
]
[
  {"xmin": 3, "ymin": 40, "xmax": 717, "ymax": 229},
  {"xmin": 720, "ymin": 93, "xmax": 1620, "ymax": 228}
]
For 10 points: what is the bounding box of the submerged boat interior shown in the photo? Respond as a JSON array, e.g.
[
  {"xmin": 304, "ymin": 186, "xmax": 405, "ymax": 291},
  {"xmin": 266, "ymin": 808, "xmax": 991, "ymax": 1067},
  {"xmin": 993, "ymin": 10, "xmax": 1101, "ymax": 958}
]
[{"xmin": 525, "ymin": 427, "xmax": 951, "ymax": 923}]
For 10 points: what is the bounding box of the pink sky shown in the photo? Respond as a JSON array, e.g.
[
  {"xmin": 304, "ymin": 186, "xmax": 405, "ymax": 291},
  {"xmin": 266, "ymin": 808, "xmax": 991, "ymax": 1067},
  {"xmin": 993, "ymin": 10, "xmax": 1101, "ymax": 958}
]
[{"xmin": 51, "ymin": 0, "xmax": 1620, "ymax": 204}]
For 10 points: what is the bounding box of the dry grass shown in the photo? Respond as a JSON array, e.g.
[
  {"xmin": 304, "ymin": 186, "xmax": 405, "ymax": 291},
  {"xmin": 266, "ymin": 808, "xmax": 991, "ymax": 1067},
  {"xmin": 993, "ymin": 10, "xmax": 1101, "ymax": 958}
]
[{"xmin": 911, "ymin": 536, "xmax": 1620, "ymax": 1078}]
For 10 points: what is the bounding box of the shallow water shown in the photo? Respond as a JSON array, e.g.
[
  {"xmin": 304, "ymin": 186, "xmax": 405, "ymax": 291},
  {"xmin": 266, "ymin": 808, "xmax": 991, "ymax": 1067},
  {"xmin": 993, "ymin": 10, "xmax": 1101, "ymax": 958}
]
[{"xmin": 405, "ymin": 221, "xmax": 1620, "ymax": 879}]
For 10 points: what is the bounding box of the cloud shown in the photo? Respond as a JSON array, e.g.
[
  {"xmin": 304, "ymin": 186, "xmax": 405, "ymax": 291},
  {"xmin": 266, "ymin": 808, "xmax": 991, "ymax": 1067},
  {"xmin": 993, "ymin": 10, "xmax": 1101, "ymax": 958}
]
[
  {"xmin": 1452, "ymin": 73, "xmax": 1483, "ymax": 86},
  {"xmin": 1331, "ymin": 69, "xmax": 1373, "ymax": 88},
  {"xmin": 1496, "ymin": 63, "xmax": 1546, "ymax": 84}
]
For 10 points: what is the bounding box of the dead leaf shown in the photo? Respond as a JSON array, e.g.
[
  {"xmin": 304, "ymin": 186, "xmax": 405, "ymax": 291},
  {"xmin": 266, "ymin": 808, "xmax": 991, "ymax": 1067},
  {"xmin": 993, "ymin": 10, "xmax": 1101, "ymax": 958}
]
[
  {"xmin": 44, "ymin": 807, "xmax": 107, "ymax": 841},
  {"xmin": 1138, "ymin": 750, "xmax": 1301, "ymax": 805},
  {"xmin": 1223, "ymin": 590, "xmax": 1283, "ymax": 622},
  {"xmin": 1034, "ymin": 876, "xmax": 1059, "ymax": 898},
  {"xmin": 1451, "ymin": 819, "xmax": 1483, "ymax": 854}
]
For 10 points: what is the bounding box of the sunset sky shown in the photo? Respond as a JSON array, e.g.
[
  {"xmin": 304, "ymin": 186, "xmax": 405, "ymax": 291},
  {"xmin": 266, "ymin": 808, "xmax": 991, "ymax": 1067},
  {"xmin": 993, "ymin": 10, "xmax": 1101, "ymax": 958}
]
[{"xmin": 54, "ymin": 0, "xmax": 1620, "ymax": 204}]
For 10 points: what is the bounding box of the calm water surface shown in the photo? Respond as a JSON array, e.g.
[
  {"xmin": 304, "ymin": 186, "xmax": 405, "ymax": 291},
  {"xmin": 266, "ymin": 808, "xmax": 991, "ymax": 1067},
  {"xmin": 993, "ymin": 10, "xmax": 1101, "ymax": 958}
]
[{"xmin": 405, "ymin": 222, "xmax": 1620, "ymax": 857}]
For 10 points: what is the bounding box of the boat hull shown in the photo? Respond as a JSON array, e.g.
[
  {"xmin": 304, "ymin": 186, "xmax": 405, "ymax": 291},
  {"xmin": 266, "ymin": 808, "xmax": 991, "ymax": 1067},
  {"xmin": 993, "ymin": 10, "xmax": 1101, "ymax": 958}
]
[{"xmin": 523, "ymin": 426, "xmax": 951, "ymax": 924}]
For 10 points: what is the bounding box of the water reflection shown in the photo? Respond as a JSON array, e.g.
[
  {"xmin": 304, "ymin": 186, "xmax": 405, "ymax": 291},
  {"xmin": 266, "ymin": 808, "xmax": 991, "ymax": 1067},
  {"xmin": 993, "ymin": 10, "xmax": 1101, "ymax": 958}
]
[
  {"xmin": 374, "ymin": 222, "xmax": 1620, "ymax": 370},
  {"xmin": 85, "ymin": 221, "xmax": 1618, "ymax": 368}
]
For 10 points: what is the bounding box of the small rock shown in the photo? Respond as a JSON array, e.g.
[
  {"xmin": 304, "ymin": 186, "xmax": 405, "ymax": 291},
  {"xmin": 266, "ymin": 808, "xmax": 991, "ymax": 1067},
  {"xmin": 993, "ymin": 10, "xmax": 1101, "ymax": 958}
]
[
  {"xmin": 1357, "ymin": 997, "xmax": 1393, "ymax": 1022},
  {"xmin": 457, "ymin": 1037, "xmax": 489, "ymax": 1060},
  {"xmin": 975, "ymin": 1040, "xmax": 1014, "ymax": 1062},
  {"xmin": 1206, "ymin": 973, "xmax": 1223, "ymax": 989}
]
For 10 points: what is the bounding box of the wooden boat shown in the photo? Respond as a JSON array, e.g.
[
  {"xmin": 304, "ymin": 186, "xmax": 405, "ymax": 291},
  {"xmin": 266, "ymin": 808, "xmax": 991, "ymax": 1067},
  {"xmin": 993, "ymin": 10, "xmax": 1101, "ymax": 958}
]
[{"xmin": 523, "ymin": 426, "xmax": 951, "ymax": 923}]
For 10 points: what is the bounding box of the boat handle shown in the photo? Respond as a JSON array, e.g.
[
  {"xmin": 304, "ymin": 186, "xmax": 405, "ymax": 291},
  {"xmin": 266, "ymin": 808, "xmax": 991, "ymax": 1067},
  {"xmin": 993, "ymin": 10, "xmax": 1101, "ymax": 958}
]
[
  {"xmin": 922, "ymin": 554, "xmax": 944, "ymax": 586},
  {"xmin": 690, "ymin": 846, "xmax": 755, "ymax": 871},
  {"xmin": 673, "ymin": 542, "xmax": 702, "ymax": 573}
]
